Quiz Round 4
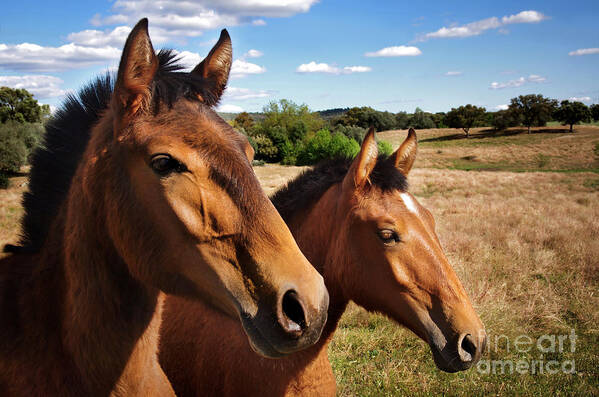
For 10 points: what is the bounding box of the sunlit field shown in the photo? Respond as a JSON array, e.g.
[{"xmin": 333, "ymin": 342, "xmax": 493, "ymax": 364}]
[{"xmin": 1, "ymin": 126, "xmax": 598, "ymax": 395}]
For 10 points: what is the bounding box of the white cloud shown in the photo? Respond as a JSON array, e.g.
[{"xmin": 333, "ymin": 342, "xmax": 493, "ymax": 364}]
[
  {"xmin": 527, "ymin": 74, "xmax": 546, "ymax": 83},
  {"xmin": 568, "ymin": 48, "xmax": 599, "ymax": 56},
  {"xmin": 501, "ymin": 10, "xmax": 546, "ymax": 24},
  {"xmin": 0, "ymin": 42, "xmax": 120, "ymax": 72},
  {"xmin": 173, "ymin": 51, "xmax": 266, "ymax": 78},
  {"xmin": 217, "ymin": 103, "xmax": 244, "ymax": 113},
  {"xmin": 568, "ymin": 96, "xmax": 591, "ymax": 103},
  {"xmin": 231, "ymin": 59, "xmax": 267, "ymax": 78},
  {"xmin": 244, "ymin": 49, "xmax": 263, "ymax": 58},
  {"xmin": 296, "ymin": 61, "xmax": 338, "ymax": 74},
  {"xmin": 364, "ymin": 46, "xmax": 422, "ymax": 57},
  {"xmin": 223, "ymin": 86, "xmax": 270, "ymax": 100},
  {"xmin": 296, "ymin": 61, "xmax": 372, "ymax": 75},
  {"xmin": 445, "ymin": 71, "xmax": 462, "ymax": 76},
  {"xmin": 419, "ymin": 10, "xmax": 547, "ymax": 41},
  {"xmin": 494, "ymin": 104, "xmax": 509, "ymax": 111},
  {"xmin": 0, "ymin": 75, "xmax": 67, "ymax": 99},
  {"xmin": 67, "ymin": 26, "xmax": 132, "ymax": 48},
  {"xmin": 67, "ymin": 25, "xmax": 172, "ymax": 48},
  {"xmin": 489, "ymin": 74, "xmax": 547, "ymax": 89},
  {"xmin": 423, "ymin": 17, "xmax": 501, "ymax": 39},
  {"xmin": 90, "ymin": 0, "xmax": 317, "ymax": 39},
  {"xmin": 342, "ymin": 66, "xmax": 372, "ymax": 73}
]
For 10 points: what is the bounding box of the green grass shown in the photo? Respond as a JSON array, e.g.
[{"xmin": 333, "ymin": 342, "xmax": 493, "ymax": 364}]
[
  {"xmin": 416, "ymin": 128, "xmax": 587, "ymax": 149},
  {"xmin": 583, "ymin": 178, "xmax": 599, "ymax": 190},
  {"xmin": 547, "ymin": 120, "xmax": 599, "ymax": 127},
  {"xmin": 330, "ymin": 308, "xmax": 599, "ymax": 396},
  {"xmin": 447, "ymin": 158, "xmax": 599, "ymax": 174}
]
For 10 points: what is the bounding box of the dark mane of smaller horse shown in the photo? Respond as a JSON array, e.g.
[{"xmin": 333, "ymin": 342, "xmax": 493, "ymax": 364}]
[
  {"xmin": 7, "ymin": 50, "xmax": 214, "ymax": 253},
  {"xmin": 271, "ymin": 156, "xmax": 408, "ymax": 222}
]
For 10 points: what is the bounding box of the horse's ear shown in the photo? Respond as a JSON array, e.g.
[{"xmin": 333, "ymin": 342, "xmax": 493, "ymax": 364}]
[
  {"xmin": 244, "ymin": 140, "xmax": 255, "ymax": 162},
  {"xmin": 391, "ymin": 128, "xmax": 417, "ymax": 176},
  {"xmin": 191, "ymin": 29, "xmax": 232, "ymax": 106},
  {"xmin": 113, "ymin": 18, "xmax": 158, "ymax": 116},
  {"xmin": 344, "ymin": 127, "xmax": 378, "ymax": 189}
]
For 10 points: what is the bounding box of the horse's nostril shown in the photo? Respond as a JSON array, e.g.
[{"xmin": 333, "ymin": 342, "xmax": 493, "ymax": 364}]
[
  {"xmin": 279, "ymin": 290, "xmax": 306, "ymax": 337},
  {"xmin": 458, "ymin": 334, "xmax": 477, "ymax": 362}
]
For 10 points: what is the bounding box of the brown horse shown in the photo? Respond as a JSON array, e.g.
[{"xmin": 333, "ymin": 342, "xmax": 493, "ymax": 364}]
[
  {"xmin": 0, "ymin": 19, "xmax": 328, "ymax": 395},
  {"xmin": 159, "ymin": 128, "xmax": 487, "ymax": 396}
]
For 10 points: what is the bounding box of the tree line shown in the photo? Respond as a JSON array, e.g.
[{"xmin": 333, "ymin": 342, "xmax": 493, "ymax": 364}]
[
  {"xmin": 2, "ymin": 86, "xmax": 599, "ymax": 188},
  {"xmin": 0, "ymin": 87, "xmax": 49, "ymax": 188}
]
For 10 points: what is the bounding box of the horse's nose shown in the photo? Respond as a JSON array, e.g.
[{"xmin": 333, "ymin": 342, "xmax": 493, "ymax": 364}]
[
  {"xmin": 277, "ymin": 290, "xmax": 307, "ymax": 338},
  {"xmin": 457, "ymin": 332, "xmax": 486, "ymax": 364}
]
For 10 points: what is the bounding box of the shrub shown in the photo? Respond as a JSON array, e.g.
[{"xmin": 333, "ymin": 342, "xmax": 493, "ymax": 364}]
[
  {"xmin": 233, "ymin": 112, "xmax": 254, "ymax": 130},
  {"xmin": 332, "ymin": 124, "xmax": 367, "ymax": 143},
  {"xmin": 0, "ymin": 172, "xmax": 8, "ymax": 189},
  {"xmin": 252, "ymin": 134, "xmax": 279, "ymax": 162},
  {"xmin": 377, "ymin": 140, "xmax": 393, "ymax": 157},
  {"xmin": 296, "ymin": 129, "xmax": 360, "ymax": 165},
  {"xmin": 591, "ymin": 104, "xmax": 599, "ymax": 122},
  {"xmin": 0, "ymin": 121, "xmax": 44, "ymax": 173},
  {"xmin": 280, "ymin": 139, "xmax": 301, "ymax": 165}
]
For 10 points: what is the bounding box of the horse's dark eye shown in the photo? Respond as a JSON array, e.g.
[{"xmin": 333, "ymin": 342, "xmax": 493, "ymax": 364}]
[
  {"xmin": 150, "ymin": 154, "xmax": 185, "ymax": 175},
  {"xmin": 378, "ymin": 229, "xmax": 400, "ymax": 246}
]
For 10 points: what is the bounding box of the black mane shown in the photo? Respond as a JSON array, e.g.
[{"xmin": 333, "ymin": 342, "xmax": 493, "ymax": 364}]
[
  {"xmin": 271, "ymin": 156, "xmax": 408, "ymax": 222},
  {"xmin": 6, "ymin": 50, "xmax": 213, "ymax": 253}
]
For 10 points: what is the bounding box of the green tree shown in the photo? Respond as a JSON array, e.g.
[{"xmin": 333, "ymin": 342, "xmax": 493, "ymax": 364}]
[
  {"xmin": 431, "ymin": 112, "xmax": 447, "ymax": 128},
  {"xmin": 553, "ymin": 100, "xmax": 590, "ymax": 132},
  {"xmin": 260, "ymin": 99, "xmax": 324, "ymax": 139},
  {"xmin": 409, "ymin": 108, "xmax": 435, "ymax": 129},
  {"xmin": 0, "ymin": 121, "xmax": 45, "ymax": 175},
  {"xmin": 251, "ymin": 99, "xmax": 324, "ymax": 162},
  {"xmin": 334, "ymin": 107, "xmax": 397, "ymax": 131},
  {"xmin": 590, "ymin": 104, "xmax": 599, "ymax": 122},
  {"xmin": 395, "ymin": 111, "xmax": 410, "ymax": 129},
  {"xmin": 508, "ymin": 94, "xmax": 558, "ymax": 134},
  {"xmin": 233, "ymin": 112, "xmax": 254, "ymax": 131},
  {"xmin": 445, "ymin": 104, "xmax": 487, "ymax": 137},
  {"xmin": 0, "ymin": 87, "xmax": 45, "ymax": 123},
  {"xmin": 491, "ymin": 109, "xmax": 521, "ymax": 131}
]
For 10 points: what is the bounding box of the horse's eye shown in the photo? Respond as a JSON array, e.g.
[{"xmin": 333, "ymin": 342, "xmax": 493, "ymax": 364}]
[
  {"xmin": 150, "ymin": 154, "xmax": 185, "ymax": 176},
  {"xmin": 377, "ymin": 229, "xmax": 400, "ymax": 246}
]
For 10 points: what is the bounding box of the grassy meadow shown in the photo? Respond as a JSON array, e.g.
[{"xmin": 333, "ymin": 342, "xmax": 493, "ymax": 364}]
[{"xmin": 1, "ymin": 126, "xmax": 598, "ymax": 395}]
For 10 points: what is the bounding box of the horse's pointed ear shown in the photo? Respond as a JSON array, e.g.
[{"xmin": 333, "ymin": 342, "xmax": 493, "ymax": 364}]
[
  {"xmin": 113, "ymin": 18, "xmax": 158, "ymax": 116},
  {"xmin": 391, "ymin": 128, "xmax": 417, "ymax": 176},
  {"xmin": 243, "ymin": 138, "xmax": 255, "ymax": 162},
  {"xmin": 191, "ymin": 29, "xmax": 232, "ymax": 106},
  {"xmin": 344, "ymin": 127, "xmax": 378, "ymax": 189}
]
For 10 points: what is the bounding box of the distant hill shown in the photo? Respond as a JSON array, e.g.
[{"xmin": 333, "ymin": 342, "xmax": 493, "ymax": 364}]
[
  {"xmin": 317, "ymin": 108, "xmax": 349, "ymax": 120},
  {"xmin": 217, "ymin": 112, "xmax": 266, "ymax": 122}
]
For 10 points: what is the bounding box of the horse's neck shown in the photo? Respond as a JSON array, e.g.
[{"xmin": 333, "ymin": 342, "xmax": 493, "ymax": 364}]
[
  {"xmin": 34, "ymin": 168, "xmax": 170, "ymax": 394},
  {"xmin": 289, "ymin": 182, "xmax": 349, "ymax": 343}
]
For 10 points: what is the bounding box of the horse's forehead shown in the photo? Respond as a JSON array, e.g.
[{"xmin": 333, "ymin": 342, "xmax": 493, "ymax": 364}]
[
  {"xmin": 136, "ymin": 103, "xmax": 239, "ymax": 147},
  {"xmin": 358, "ymin": 190, "xmax": 423, "ymax": 221}
]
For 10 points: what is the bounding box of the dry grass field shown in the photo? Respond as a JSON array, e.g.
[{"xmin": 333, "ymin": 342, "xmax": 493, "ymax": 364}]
[{"xmin": 1, "ymin": 126, "xmax": 598, "ymax": 395}]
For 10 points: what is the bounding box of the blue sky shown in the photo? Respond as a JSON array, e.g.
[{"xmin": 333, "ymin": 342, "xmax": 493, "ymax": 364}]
[{"xmin": 1, "ymin": 0, "xmax": 598, "ymax": 113}]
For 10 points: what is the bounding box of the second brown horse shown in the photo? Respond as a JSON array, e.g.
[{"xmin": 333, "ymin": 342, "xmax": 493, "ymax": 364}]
[{"xmin": 160, "ymin": 128, "xmax": 487, "ymax": 396}]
